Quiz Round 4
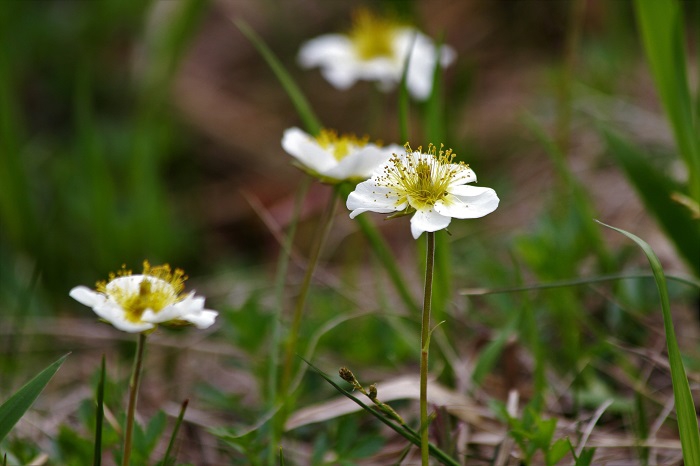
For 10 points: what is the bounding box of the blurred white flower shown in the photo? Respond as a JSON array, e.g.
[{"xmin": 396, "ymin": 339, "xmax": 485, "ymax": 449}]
[
  {"xmin": 70, "ymin": 261, "xmax": 218, "ymax": 333},
  {"xmin": 298, "ymin": 9, "xmax": 455, "ymax": 101},
  {"xmin": 347, "ymin": 144, "xmax": 499, "ymax": 239},
  {"xmin": 282, "ymin": 127, "xmax": 403, "ymax": 183}
]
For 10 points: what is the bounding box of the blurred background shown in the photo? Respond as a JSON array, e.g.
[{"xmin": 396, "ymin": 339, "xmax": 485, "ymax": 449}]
[{"xmin": 1, "ymin": 0, "xmax": 699, "ymax": 464}]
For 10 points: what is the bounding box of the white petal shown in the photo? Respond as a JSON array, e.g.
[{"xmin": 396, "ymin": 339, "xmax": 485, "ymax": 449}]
[
  {"xmin": 347, "ymin": 179, "xmax": 404, "ymax": 218},
  {"xmin": 395, "ymin": 29, "xmax": 456, "ymax": 100},
  {"xmin": 281, "ymin": 127, "xmax": 337, "ymax": 173},
  {"xmin": 142, "ymin": 294, "xmax": 218, "ymax": 329},
  {"xmin": 324, "ymin": 144, "xmax": 394, "ymax": 180},
  {"xmin": 435, "ymin": 187, "xmax": 500, "ymax": 219},
  {"xmin": 69, "ymin": 286, "xmax": 104, "ymax": 307},
  {"xmin": 180, "ymin": 309, "xmax": 218, "ymax": 329},
  {"xmin": 409, "ymin": 208, "xmax": 452, "ymax": 239},
  {"xmin": 298, "ymin": 35, "xmax": 354, "ymax": 68},
  {"xmin": 93, "ymin": 301, "xmax": 153, "ymax": 333}
]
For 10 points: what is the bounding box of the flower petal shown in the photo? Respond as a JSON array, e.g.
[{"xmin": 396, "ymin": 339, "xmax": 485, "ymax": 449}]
[
  {"xmin": 324, "ymin": 143, "xmax": 399, "ymax": 180},
  {"xmin": 93, "ymin": 300, "xmax": 154, "ymax": 333},
  {"xmin": 435, "ymin": 186, "xmax": 500, "ymax": 219},
  {"xmin": 347, "ymin": 179, "xmax": 404, "ymax": 218},
  {"xmin": 410, "ymin": 208, "xmax": 451, "ymax": 239},
  {"xmin": 281, "ymin": 127, "xmax": 337, "ymax": 174},
  {"xmin": 298, "ymin": 34, "xmax": 354, "ymax": 68},
  {"xmin": 180, "ymin": 309, "xmax": 218, "ymax": 329},
  {"xmin": 69, "ymin": 286, "xmax": 105, "ymax": 308}
]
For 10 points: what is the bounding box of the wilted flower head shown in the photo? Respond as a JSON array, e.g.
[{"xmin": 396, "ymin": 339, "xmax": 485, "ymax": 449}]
[
  {"xmin": 298, "ymin": 9, "xmax": 455, "ymax": 101},
  {"xmin": 347, "ymin": 144, "xmax": 499, "ymax": 239},
  {"xmin": 70, "ymin": 261, "xmax": 218, "ymax": 333},
  {"xmin": 282, "ymin": 127, "xmax": 403, "ymax": 183}
]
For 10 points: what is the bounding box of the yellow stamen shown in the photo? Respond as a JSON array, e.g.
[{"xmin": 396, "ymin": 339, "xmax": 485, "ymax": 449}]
[
  {"xmin": 96, "ymin": 261, "xmax": 188, "ymax": 323},
  {"xmin": 348, "ymin": 9, "xmax": 398, "ymax": 60},
  {"xmin": 315, "ymin": 128, "xmax": 370, "ymax": 161},
  {"xmin": 377, "ymin": 143, "xmax": 468, "ymax": 211}
]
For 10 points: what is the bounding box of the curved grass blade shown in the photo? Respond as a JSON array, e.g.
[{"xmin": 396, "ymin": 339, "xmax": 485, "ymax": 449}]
[
  {"xmin": 234, "ymin": 19, "xmax": 321, "ymax": 135},
  {"xmin": 603, "ymin": 129, "xmax": 700, "ymax": 276},
  {"xmin": 597, "ymin": 221, "xmax": 700, "ymax": 464},
  {"xmin": 93, "ymin": 355, "xmax": 106, "ymax": 466},
  {"xmin": 0, "ymin": 353, "xmax": 69, "ymax": 443}
]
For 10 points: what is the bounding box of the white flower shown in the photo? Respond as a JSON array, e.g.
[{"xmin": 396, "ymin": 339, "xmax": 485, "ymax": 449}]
[
  {"xmin": 70, "ymin": 261, "xmax": 218, "ymax": 333},
  {"xmin": 298, "ymin": 9, "xmax": 456, "ymax": 101},
  {"xmin": 282, "ymin": 127, "xmax": 403, "ymax": 183},
  {"xmin": 347, "ymin": 144, "xmax": 499, "ymax": 239}
]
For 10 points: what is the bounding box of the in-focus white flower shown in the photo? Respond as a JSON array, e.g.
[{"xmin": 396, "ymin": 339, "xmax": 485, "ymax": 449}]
[
  {"xmin": 298, "ymin": 9, "xmax": 456, "ymax": 101},
  {"xmin": 70, "ymin": 261, "xmax": 218, "ymax": 333},
  {"xmin": 282, "ymin": 127, "xmax": 403, "ymax": 183},
  {"xmin": 347, "ymin": 144, "xmax": 499, "ymax": 239}
]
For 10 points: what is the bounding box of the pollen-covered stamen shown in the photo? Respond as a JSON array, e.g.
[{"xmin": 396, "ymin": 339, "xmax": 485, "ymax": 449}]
[
  {"xmin": 348, "ymin": 8, "xmax": 398, "ymax": 60},
  {"xmin": 376, "ymin": 143, "xmax": 468, "ymax": 211},
  {"xmin": 315, "ymin": 129, "xmax": 371, "ymax": 161},
  {"xmin": 96, "ymin": 261, "xmax": 188, "ymax": 323}
]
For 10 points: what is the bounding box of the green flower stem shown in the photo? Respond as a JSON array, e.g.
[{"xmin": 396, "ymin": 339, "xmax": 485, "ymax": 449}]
[
  {"xmin": 420, "ymin": 232, "xmax": 435, "ymax": 466},
  {"xmin": 122, "ymin": 333, "xmax": 147, "ymax": 466},
  {"xmin": 281, "ymin": 188, "xmax": 339, "ymax": 391}
]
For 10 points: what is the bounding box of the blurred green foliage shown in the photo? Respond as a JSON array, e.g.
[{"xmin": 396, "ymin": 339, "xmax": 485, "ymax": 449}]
[{"xmin": 0, "ymin": 0, "xmax": 206, "ymax": 306}]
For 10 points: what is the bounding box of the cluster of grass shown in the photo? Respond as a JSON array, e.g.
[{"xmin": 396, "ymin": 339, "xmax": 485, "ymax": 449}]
[{"xmin": 1, "ymin": 1, "xmax": 699, "ymax": 465}]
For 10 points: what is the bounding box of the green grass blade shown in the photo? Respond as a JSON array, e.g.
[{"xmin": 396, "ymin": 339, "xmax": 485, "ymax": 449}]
[
  {"xmin": 603, "ymin": 129, "xmax": 700, "ymax": 276},
  {"xmin": 634, "ymin": 0, "xmax": 700, "ymax": 202},
  {"xmin": 0, "ymin": 353, "xmax": 69, "ymax": 443},
  {"xmin": 93, "ymin": 355, "xmax": 105, "ymax": 466},
  {"xmin": 234, "ymin": 19, "xmax": 321, "ymax": 135},
  {"xmin": 597, "ymin": 221, "xmax": 700, "ymax": 464},
  {"xmin": 161, "ymin": 399, "xmax": 188, "ymax": 466}
]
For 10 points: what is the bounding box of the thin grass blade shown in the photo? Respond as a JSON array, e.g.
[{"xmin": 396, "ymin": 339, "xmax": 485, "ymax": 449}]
[
  {"xmin": 161, "ymin": 399, "xmax": 188, "ymax": 466},
  {"xmin": 597, "ymin": 221, "xmax": 700, "ymax": 463},
  {"xmin": 234, "ymin": 19, "xmax": 321, "ymax": 135},
  {"xmin": 603, "ymin": 129, "xmax": 700, "ymax": 276},
  {"xmin": 0, "ymin": 353, "xmax": 69, "ymax": 443}
]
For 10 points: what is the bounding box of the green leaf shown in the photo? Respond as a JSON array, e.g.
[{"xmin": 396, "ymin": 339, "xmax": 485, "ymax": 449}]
[
  {"xmin": 597, "ymin": 221, "xmax": 700, "ymax": 464},
  {"xmin": 547, "ymin": 438, "xmax": 571, "ymax": 466},
  {"xmin": 634, "ymin": 0, "xmax": 700, "ymax": 202},
  {"xmin": 234, "ymin": 19, "xmax": 321, "ymax": 135},
  {"xmin": 0, "ymin": 353, "xmax": 69, "ymax": 443},
  {"xmin": 603, "ymin": 129, "xmax": 700, "ymax": 276}
]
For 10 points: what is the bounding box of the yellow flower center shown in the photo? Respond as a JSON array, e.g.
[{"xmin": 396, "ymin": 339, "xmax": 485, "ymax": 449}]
[
  {"xmin": 96, "ymin": 261, "xmax": 187, "ymax": 323},
  {"xmin": 378, "ymin": 143, "xmax": 468, "ymax": 211},
  {"xmin": 315, "ymin": 129, "xmax": 370, "ymax": 161},
  {"xmin": 348, "ymin": 9, "xmax": 398, "ymax": 60}
]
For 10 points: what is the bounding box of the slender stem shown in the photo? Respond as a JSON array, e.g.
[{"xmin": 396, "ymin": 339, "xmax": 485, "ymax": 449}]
[
  {"xmin": 281, "ymin": 188, "xmax": 339, "ymax": 390},
  {"xmin": 122, "ymin": 333, "xmax": 147, "ymax": 466},
  {"xmin": 420, "ymin": 232, "xmax": 435, "ymax": 466},
  {"xmin": 267, "ymin": 178, "xmax": 309, "ymax": 466}
]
